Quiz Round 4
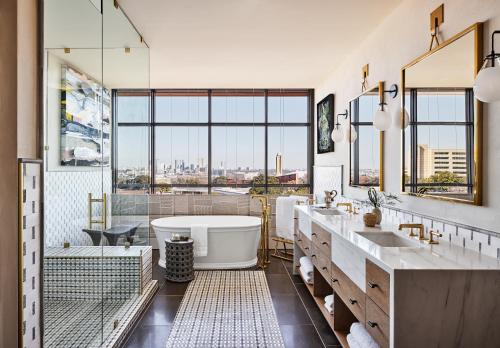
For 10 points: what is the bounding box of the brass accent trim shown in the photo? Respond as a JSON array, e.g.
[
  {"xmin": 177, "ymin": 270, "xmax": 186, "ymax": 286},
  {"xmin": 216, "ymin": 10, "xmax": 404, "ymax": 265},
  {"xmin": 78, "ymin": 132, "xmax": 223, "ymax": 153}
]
[
  {"xmin": 349, "ymin": 84, "xmax": 385, "ymax": 192},
  {"xmin": 361, "ymin": 64, "xmax": 369, "ymax": 92},
  {"xmin": 251, "ymin": 195, "xmax": 271, "ymax": 269},
  {"xmin": 400, "ymin": 22, "xmax": 483, "ymax": 206},
  {"xmin": 124, "ymin": 47, "xmax": 131, "ymax": 53},
  {"xmin": 430, "ymin": 4, "xmax": 444, "ymax": 31},
  {"xmin": 88, "ymin": 193, "xmax": 108, "ymax": 229},
  {"xmin": 63, "ymin": 47, "xmax": 70, "ymax": 54}
]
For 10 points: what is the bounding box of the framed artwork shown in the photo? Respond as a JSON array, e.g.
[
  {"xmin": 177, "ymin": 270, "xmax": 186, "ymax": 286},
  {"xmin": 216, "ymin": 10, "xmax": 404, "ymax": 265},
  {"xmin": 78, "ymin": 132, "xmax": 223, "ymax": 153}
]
[
  {"xmin": 317, "ymin": 94, "xmax": 334, "ymax": 154},
  {"xmin": 60, "ymin": 65, "xmax": 110, "ymax": 166}
]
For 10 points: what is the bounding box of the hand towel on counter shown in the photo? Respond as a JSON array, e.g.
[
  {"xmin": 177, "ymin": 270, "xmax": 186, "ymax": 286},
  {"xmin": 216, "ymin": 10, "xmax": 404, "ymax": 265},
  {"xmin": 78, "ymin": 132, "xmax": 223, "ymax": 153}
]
[
  {"xmin": 191, "ymin": 224, "xmax": 208, "ymax": 257},
  {"xmin": 350, "ymin": 322, "xmax": 380, "ymax": 348},
  {"xmin": 299, "ymin": 256, "xmax": 314, "ymax": 275},
  {"xmin": 276, "ymin": 196, "xmax": 298, "ymax": 241},
  {"xmin": 299, "ymin": 266, "xmax": 313, "ymax": 284},
  {"xmin": 347, "ymin": 333, "xmax": 362, "ymax": 348}
]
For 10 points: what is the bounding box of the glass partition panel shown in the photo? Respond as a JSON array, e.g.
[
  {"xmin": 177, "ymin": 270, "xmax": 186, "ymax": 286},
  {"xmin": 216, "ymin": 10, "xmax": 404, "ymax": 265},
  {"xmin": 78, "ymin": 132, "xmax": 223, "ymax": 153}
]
[{"xmin": 43, "ymin": 0, "xmax": 105, "ymax": 346}]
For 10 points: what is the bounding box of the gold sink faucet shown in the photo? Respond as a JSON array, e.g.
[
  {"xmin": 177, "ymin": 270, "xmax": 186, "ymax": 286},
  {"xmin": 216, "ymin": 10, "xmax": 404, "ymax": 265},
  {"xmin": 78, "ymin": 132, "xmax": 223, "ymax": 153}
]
[
  {"xmin": 398, "ymin": 223, "xmax": 427, "ymax": 241},
  {"xmin": 426, "ymin": 230, "xmax": 443, "ymax": 244},
  {"xmin": 337, "ymin": 202, "xmax": 353, "ymax": 213}
]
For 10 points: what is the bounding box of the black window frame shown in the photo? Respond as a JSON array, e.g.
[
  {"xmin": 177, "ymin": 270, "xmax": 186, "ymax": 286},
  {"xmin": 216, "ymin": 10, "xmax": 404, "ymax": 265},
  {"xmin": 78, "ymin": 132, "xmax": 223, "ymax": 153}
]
[
  {"xmin": 402, "ymin": 87, "xmax": 474, "ymax": 195},
  {"xmin": 112, "ymin": 89, "xmax": 314, "ymax": 194}
]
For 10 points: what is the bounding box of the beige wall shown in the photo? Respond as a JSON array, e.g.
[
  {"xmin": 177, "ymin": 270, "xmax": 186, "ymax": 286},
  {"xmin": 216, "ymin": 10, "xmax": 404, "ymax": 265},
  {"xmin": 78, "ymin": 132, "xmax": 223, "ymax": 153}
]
[
  {"xmin": 17, "ymin": 0, "xmax": 39, "ymax": 159},
  {"xmin": 315, "ymin": 0, "xmax": 500, "ymax": 231},
  {"xmin": 0, "ymin": 0, "xmax": 19, "ymax": 345}
]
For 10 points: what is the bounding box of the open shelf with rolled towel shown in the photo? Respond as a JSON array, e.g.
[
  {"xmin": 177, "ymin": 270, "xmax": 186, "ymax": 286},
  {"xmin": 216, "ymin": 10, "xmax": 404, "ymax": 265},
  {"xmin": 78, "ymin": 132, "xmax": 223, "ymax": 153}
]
[{"xmin": 294, "ymin": 219, "xmax": 382, "ymax": 348}]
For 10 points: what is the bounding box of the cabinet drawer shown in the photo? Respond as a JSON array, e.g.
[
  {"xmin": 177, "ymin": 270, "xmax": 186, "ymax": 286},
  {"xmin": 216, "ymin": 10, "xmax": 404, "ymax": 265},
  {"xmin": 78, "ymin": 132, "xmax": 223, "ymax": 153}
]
[
  {"xmin": 311, "ymin": 249, "xmax": 331, "ymax": 282},
  {"xmin": 366, "ymin": 259, "xmax": 390, "ymax": 315},
  {"xmin": 311, "ymin": 223, "xmax": 331, "ymax": 259},
  {"xmin": 366, "ymin": 297, "xmax": 389, "ymax": 348},
  {"xmin": 298, "ymin": 231, "xmax": 311, "ymax": 256},
  {"xmin": 331, "ymin": 262, "xmax": 365, "ymax": 322}
]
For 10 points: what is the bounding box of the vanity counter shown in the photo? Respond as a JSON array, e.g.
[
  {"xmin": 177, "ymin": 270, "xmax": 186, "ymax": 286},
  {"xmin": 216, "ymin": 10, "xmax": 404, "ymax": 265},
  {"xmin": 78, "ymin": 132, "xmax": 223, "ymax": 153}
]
[
  {"xmin": 295, "ymin": 205, "xmax": 500, "ymax": 273},
  {"xmin": 294, "ymin": 205, "xmax": 500, "ymax": 347}
]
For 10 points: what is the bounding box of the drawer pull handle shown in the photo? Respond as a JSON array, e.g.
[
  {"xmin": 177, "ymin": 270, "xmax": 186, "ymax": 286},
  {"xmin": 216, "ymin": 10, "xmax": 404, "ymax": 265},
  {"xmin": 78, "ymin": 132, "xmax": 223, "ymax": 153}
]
[
  {"xmin": 297, "ymin": 239, "xmax": 302, "ymax": 242},
  {"xmin": 322, "ymin": 241, "xmax": 328, "ymax": 245},
  {"xmin": 311, "ymin": 254, "xmax": 316, "ymax": 258},
  {"xmin": 322, "ymin": 267, "xmax": 328, "ymax": 271},
  {"xmin": 312, "ymin": 232, "xmax": 317, "ymax": 236},
  {"xmin": 367, "ymin": 321, "xmax": 378, "ymax": 328},
  {"xmin": 348, "ymin": 298, "xmax": 357, "ymax": 305},
  {"xmin": 368, "ymin": 282, "xmax": 378, "ymax": 289},
  {"xmin": 304, "ymin": 247, "xmax": 309, "ymax": 250},
  {"xmin": 331, "ymin": 278, "xmax": 338, "ymax": 283}
]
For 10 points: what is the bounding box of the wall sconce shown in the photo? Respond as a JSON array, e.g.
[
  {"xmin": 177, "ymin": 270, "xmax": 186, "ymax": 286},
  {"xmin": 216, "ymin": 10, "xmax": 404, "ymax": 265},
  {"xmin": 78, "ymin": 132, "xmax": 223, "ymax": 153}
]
[
  {"xmin": 474, "ymin": 30, "xmax": 500, "ymax": 103},
  {"xmin": 373, "ymin": 82, "xmax": 398, "ymax": 131},
  {"xmin": 344, "ymin": 125, "xmax": 358, "ymax": 143},
  {"xmin": 331, "ymin": 110, "xmax": 348, "ymax": 143}
]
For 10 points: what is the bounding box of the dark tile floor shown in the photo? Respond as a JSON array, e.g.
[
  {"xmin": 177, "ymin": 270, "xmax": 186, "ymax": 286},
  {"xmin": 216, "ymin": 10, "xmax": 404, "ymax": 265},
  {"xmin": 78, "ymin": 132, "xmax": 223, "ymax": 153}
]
[{"xmin": 122, "ymin": 251, "xmax": 340, "ymax": 348}]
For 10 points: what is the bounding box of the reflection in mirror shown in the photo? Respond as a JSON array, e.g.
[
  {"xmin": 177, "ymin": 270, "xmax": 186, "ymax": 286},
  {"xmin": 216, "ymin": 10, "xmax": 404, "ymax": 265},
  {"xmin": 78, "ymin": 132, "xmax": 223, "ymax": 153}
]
[
  {"xmin": 349, "ymin": 86, "xmax": 383, "ymax": 190},
  {"xmin": 402, "ymin": 24, "xmax": 482, "ymax": 204}
]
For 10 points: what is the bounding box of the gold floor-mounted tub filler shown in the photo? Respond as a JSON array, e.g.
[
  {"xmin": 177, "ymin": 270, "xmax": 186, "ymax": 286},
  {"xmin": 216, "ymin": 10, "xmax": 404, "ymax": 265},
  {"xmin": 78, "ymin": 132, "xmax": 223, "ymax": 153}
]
[{"xmin": 251, "ymin": 195, "xmax": 271, "ymax": 269}]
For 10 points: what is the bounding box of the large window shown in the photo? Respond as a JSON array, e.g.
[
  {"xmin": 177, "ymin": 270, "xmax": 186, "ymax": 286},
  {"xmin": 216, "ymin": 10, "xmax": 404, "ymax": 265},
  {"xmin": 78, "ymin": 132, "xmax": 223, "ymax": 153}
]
[
  {"xmin": 113, "ymin": 89, "xmax": 313, "ymax": 194},
  {"xmin": 403, "ymin": 88, "xmax": 473, "ymax": 198}
]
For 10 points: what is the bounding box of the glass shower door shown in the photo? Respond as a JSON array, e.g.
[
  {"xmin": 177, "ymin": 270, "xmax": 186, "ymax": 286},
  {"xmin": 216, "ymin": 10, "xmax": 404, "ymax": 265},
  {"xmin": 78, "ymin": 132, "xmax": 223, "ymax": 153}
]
[{"xmin": 42, "ymin": 0, "xmax": 106, "ymax": 346}]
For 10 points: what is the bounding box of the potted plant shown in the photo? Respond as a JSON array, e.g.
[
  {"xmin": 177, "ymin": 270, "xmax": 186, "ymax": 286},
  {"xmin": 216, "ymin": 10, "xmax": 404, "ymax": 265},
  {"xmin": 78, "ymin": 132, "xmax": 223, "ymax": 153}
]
[{"xmin": 364, "ymin": 188, "xmax": 401, "ymax": 225}]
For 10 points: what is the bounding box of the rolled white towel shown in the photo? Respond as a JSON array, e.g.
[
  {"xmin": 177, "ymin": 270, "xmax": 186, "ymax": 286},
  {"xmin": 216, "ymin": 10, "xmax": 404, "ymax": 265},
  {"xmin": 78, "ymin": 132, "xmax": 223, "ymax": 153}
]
[
  {"xmin": 299, "ymin": 266, "xmax": 313, "ymax": 284},
  {"xmin": 347, "ymin": 333, "xmax": 362, "ymax": 348},
  {"xmin": 299, "ymin": 256, "xmax": 313, "ymax": 275},
  {"xmin": 324, "ymin": 294, "xmax": 334, "ymax": 306},
  {"xmin": 323, "ymin": 301, "xmax": 333, "ymax": 314},
  {"xmin": 350, "ymin": 322, "xmax": 380, "ymax": 348}
]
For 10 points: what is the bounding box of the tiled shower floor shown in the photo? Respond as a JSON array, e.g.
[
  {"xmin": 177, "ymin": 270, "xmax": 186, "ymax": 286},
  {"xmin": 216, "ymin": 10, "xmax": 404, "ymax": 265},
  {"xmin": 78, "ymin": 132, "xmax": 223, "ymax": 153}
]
[{"xmin": 44, "ymin": 298, "xmax": 138, "ymax": 347}]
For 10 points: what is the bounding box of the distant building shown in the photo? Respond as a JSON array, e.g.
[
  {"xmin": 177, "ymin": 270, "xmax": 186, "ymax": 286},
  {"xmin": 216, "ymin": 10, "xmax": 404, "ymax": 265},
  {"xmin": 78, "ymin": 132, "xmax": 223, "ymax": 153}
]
[
  {"xmin": 275, "ymin": 153, "xmax": 283, "ymax": 176},
  {"xmin": 416, "ymin": 145, "xmax": 467, "ymax": 178}
]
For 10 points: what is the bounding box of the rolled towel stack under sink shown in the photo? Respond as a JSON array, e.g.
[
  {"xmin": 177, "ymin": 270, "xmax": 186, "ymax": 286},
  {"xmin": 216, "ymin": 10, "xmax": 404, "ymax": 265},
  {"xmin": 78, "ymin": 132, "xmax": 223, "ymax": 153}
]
[
  {"xmin": 324, "ymin": 294, "xmax": 333, "ymax": 314},
  {"xmin": 348, "ymin": 322, "xmax": 380, "ymax": 348},
  {"xmin": 299, "ymin": 256, "xmax": 313, "ymax": 284}
]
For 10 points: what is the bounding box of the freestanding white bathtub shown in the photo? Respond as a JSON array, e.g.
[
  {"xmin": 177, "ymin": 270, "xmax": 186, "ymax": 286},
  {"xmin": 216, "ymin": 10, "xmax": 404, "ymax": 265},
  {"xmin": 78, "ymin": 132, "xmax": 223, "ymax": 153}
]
[{"xmin": 151, "ymin": 215, "xmax": 261, "ymax": 269}]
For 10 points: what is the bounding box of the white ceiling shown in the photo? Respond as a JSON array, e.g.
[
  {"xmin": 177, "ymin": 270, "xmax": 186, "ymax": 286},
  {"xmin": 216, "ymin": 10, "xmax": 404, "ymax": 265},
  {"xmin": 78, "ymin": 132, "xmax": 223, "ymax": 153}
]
[{"xmin": 119, "ymin": 0, "xmax": 402, "ymax": 88}]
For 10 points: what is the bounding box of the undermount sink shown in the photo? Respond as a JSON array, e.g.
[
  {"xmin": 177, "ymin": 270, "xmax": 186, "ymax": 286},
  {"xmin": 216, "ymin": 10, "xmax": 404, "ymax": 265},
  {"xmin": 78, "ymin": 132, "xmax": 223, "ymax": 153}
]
[
  {"xmin": 312, "ymin": 207, "xmax": 345, "ymax": 216},
  {"xmin": 355, "ymin": 231, "xmax": 419, "ymax": 248}
]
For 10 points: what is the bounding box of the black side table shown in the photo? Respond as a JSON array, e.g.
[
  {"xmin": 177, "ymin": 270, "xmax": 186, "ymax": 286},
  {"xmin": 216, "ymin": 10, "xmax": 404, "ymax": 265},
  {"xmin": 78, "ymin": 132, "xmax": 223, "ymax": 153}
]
[{"xmin": 165, "ymin": 238, "xmax": 194, "ymax": 283}]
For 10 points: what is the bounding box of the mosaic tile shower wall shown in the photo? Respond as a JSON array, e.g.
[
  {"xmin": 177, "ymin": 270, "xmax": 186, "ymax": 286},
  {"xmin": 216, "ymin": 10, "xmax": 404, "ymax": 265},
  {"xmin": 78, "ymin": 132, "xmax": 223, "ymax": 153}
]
[
  {"xmin": 44, "ymin": 170, "xmax": 112, "ymax": 247},
  {"xmin": 20, "ymin": 161, "xmax": 42, "ymax": 348}
]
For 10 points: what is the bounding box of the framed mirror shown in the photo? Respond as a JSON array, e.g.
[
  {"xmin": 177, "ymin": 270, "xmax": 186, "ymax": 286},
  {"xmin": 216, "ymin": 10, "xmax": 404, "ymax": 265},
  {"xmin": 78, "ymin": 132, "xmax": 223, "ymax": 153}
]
[
  {"xmin": 401, "ymin": 23, "xmax": 483, "ymax": 205},
  {"xmin": 349, "ymin": 84, "xmax": 384, "ymax": 191}
]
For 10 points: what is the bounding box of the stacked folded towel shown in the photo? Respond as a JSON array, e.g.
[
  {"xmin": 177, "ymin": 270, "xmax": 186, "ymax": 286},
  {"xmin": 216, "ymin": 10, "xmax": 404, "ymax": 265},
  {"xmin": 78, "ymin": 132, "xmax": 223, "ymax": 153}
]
[
  {"xmin": 324, "ymin": 294, "xmax": 333, "ymax": 314},
  {"xmin": 299, "ymin": 256, "xmax": 313, "ymax": 284},
  {"xmin": 348, "ymin": 322, "xmax": 380, "ymax": 348}
]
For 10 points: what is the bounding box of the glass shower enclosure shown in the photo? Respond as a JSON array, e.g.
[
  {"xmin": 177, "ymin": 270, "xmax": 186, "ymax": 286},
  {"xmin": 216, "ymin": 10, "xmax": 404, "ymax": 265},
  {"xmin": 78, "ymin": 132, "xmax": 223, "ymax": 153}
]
[{"xmin": 42, "ymin": 0, "xmax": 151, "ymax": 346}]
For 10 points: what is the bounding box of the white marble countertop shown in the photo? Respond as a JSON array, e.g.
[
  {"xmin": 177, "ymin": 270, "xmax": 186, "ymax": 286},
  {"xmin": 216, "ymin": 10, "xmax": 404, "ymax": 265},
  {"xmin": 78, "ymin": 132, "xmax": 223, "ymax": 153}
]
[{"xmin": 295, "ymin": 205, "xmax": 500, "ymax": 273}]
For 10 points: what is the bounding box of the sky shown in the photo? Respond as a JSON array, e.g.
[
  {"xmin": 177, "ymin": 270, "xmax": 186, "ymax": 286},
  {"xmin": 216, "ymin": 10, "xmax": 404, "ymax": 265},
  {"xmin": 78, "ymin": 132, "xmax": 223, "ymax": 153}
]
[{"xmin": 116, "ymin": 95, "xmax": 309, "ymax": 171}]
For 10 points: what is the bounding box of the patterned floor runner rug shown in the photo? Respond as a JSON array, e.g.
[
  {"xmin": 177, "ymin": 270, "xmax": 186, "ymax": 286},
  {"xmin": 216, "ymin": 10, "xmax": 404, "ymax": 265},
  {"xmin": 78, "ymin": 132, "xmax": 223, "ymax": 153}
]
[{"xmin": 166, "ymin": 271, "xmax": 285, "ymax": 348}]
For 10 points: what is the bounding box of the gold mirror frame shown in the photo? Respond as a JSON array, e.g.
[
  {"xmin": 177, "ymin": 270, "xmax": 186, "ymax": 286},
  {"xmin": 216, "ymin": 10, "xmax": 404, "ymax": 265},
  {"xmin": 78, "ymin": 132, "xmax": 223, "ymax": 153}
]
[
  {"xmin": 400, "ymin": 23, "xmax": 483, "ymax": 205},
  {"xmin": 349, "ymin": 82, "xmax": 385, "ymax": 191}
]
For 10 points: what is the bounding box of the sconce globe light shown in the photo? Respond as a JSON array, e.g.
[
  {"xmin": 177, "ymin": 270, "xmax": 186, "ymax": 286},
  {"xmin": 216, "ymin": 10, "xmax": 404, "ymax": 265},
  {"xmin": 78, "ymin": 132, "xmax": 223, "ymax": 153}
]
[
  {"xmin": 373, "ymin": 108, "xmax": 392, "ymax": 131},
  {"xmin": 393, "ymin": 107, "xmax": 410, "ymax": 129},
  {"xmin": 474, "ymin": 30, "xmax": 500, "ymax": 103},
  {"xmin": 331, "ymin": 127, "xmax": 344, "ymax": 143},
  {"xmin": 344, "ymin": 125, "xmax": 358, "ymax": 143},
  {"xmin": 473, "ymin": 63, "xmax": 500, "ymax": 103}
]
